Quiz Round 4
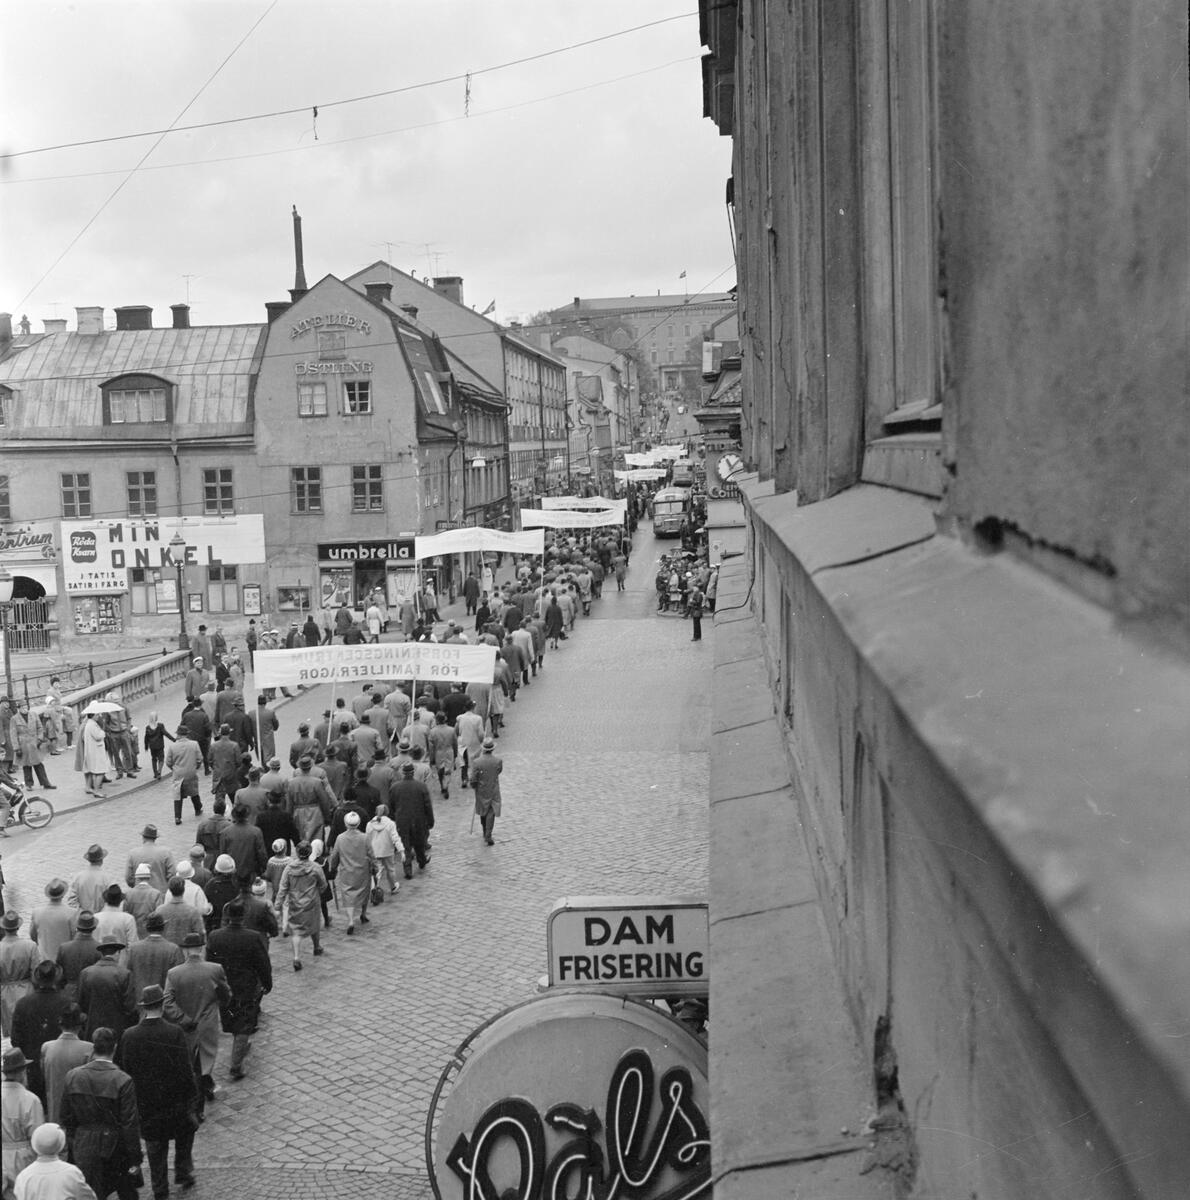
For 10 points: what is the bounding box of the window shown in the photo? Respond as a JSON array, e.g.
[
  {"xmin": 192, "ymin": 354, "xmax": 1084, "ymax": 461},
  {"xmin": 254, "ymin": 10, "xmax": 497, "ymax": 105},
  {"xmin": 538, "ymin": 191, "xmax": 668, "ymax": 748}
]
[
  {"xmin": 291, "ymin": 466, "xmax": 323, "ymax": 513},
  {"xmin": 129, "ymin": 567, "xmax": 159, "ymax": 614},
  {"xmin": 202, "ymin": 468, "xmax": 234, "ymax": 515},
  {"xmin": 0, "ymin": 475, "xmax": 9, "ymax": 521},
  {"xmin": 0, "ymin": 386, "xmax": 9, "ymax": 426},
  {"xmin": 343, "ymin": 381, "xmax": 372, "ymax": 415},
  {"xmin": 667, "ymin": 350, "xmax": 675, "ymax": 364},
  {"xmin": 109, "ymin": 388, "xmax": 166, "ymax": 423},
  {"xmin": 61, "ymin": 473, "xmax": 92, "ymax": 518},
  {"xmin": 351, "ymin": 464, "xmax": 383, "ymax": 512},
  {"xmin": 298, "ymin": 383, "xmax": 327, "ymax": 417},
  {"xmin": 207, "ymin": 564, "xmax": 238, "ymax": 612},
  {"xmin": 126, "ymin": 471, "xmax": 158, "ymax": 517},
  {"xmin": 650, "ymin": 351, "xmax": 657, "ymax": 364}
]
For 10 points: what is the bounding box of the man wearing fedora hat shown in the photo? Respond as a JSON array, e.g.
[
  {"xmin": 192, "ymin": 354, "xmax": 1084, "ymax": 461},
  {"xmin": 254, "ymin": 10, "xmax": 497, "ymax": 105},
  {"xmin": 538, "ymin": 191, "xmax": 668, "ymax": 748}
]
[
  {"xmin": 59, "ymin": 1026, "xmax": 143, "ymax": 1199},
  {"xmin": 11, "ymin": 1122, "xmax": 93, "ymax": 1198},
  {"xmin": 95, "ymin": 886, "xmax": 138, "ymax": 967},
  {"xmin": 40, "ymin": 1004, "xmax": 93, "ymax": 1124},
  {"xmin": 116, "ymin": 984, "xmax": 200, "ymax": 1197},
  {"xmin": 11, "ymin": 961, "xmax": 71, "ymax": 1107},
  {"xmin": 54, "ymin": 912, "xmax": 100, "ymax": 1003},
  {"xmin": 164, "ymin": 934, "xmax": 230, "ymax": 1108},
  {"xmin": 124, "ymin": 826, "xmax": 175, "ymax": 896},
  {"xmin": 126, "ymin": 912, "xmax": 183, "ymax": 1006},
  {"xmin": 78, "ymin": 936, "xmax": 136, "ymax": 1044},
  {"xmin": 29, "ymin": 879, "xmax": 77, "ymax": 964},
  {"xmin": 2, "ymin": 1046, "xmax": 45, "ymax": 1193},
  {"xmin": 469, "ymin": 737, "xmax": 504, "ymax": 847},
  {"xmin": 388, "ymin": 762, "xmax": 433, "ymax": 878},
  {"xmin": 1, "ymin": 910, "xmax": 41, "ymax": 1037},
  {"xmin": 67, "ymin": 845, "xmax": 113, "ymax": 916},
  {"xmin": 206, "ymin": 899, "xmax": 273, "ymax": 1080}
]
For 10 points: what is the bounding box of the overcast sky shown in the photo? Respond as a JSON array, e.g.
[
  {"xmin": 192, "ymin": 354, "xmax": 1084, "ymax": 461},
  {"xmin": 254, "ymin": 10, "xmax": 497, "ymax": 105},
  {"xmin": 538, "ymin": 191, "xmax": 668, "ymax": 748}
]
[{"xmin": 1, "ymin": 2, "xmax": 734, "ymax": 330}]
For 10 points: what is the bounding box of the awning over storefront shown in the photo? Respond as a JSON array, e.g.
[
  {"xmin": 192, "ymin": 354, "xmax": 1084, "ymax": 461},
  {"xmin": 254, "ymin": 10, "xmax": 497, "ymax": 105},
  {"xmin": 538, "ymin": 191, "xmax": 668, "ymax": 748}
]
[{"xmin": 4, "ymin": 562, "xmax": 58, "ymax": 598}]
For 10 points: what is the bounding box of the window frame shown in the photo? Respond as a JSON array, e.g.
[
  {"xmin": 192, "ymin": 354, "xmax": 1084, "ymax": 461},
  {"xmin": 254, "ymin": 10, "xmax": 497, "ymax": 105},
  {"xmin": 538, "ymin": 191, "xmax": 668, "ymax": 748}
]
[
  {"xmin": 350, "ymin": 464, "xmax": 384, "ymax": 513},
  {"xmin": 343, "ymin": 380, "xmax": 373, "ymax": 415},
  {"xmin": 202, "ymin": 467, "xmax": 234, "ymax": 516},
  {"xmin": 207, "ymin": 563, "xmax": 239, "ymax": 613},
  {"xmin": 298, "ymin": 382, "xmax": 328, "ymax": 418},
  {"xmin": 129, "ymin": 566, "xmax": 160, "ymax": 614},
  {"xmin": 0, "ymin": 474, "xmax": 9, "ymax": 521},
  {"xmin": 291, "ymin": 466, "xmax": 324, "ymax": 514},
  {"xmin": 101, "ymin": 374, "xmax": 172, "ymax": 425},
  {"xmin": 61, "ymin": 472, "xmax": 92, "ymax": 518},
  {"xmin": 126, "ymin": 470, "xmax": 158, "ymax": 517}
]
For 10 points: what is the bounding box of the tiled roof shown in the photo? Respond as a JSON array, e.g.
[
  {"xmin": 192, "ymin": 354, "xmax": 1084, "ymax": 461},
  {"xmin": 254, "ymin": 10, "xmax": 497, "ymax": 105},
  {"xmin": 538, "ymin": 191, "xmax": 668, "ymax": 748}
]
[{"xmin": 0, "ymin": 325, "xmax": 265, "ymax": 435}]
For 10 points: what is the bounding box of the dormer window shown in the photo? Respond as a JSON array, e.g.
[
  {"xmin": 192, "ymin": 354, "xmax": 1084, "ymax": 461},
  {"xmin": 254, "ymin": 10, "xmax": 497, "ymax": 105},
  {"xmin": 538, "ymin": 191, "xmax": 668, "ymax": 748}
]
[{"xmin": 101, "ymin": 374, "xmax": 172, "ymax": 424}]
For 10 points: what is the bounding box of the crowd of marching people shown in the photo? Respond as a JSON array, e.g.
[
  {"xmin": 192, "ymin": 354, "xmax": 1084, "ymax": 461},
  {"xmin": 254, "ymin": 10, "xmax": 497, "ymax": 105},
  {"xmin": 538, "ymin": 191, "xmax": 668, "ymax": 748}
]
[{"xmin": 0, "ymin": 526, "xmax": 635, "ymax": 1199}]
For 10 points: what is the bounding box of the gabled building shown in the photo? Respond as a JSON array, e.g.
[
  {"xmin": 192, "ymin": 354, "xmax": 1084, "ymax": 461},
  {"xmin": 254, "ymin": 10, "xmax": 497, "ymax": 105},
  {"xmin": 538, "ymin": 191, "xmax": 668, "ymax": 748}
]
[{"xmin": 346, "ymin": 264, "xmax": 566, "ymax": 509}]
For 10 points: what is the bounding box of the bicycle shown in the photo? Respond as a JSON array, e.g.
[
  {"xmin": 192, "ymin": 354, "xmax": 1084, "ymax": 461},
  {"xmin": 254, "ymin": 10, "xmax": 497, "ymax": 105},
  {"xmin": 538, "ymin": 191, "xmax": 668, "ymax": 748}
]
[{"xmin": 0, "ymin": 771, "xmax": 54, "ymax": 831}]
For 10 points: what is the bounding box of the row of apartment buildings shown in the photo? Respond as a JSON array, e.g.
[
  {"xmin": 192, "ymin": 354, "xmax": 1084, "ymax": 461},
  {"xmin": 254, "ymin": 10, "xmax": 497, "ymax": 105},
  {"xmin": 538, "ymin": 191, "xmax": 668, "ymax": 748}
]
[{"xmin": 0, "ymin": 255, "xmax": 572, "ymax": 650}]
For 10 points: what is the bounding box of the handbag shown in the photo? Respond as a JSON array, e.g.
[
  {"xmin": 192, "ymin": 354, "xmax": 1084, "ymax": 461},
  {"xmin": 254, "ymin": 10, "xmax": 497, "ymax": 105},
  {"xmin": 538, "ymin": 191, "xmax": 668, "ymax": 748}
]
[{"xmin": 370, "ymin": 883, "xmax": 385, "ymax": 906}]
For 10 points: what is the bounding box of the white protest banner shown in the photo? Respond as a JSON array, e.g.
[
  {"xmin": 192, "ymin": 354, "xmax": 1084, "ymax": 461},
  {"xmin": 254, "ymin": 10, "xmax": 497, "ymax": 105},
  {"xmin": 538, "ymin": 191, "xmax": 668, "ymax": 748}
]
[
  {"xmin": 615, "ymin": 468, "xmax": 668, "ymax": 482},
  {"xmin": 540, "ymin": 497, "xmax": 627, "ymax": 514},
  {"xmin": 253, "ymin": 641, "xmax": 496, "ymax": 688},
  {"xmin": 414, "ymin": 527, "xmax": 544, "ymax": 561},
  {"xmin": 519, "ymin": 508, "xmax": 626, "ymax": 530}
]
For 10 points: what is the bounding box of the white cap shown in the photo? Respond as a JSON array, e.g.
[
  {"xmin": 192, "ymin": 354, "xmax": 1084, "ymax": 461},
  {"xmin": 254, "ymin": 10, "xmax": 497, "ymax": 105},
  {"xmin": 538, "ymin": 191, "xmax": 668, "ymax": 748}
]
[
  {"xmin": 344, "ymin": 811, "xmax": 361, "ymax": 827},
  {"xmin": 175, "ymin": 861, "xmax": 194, "ymax": 879},
  {"xmin": 135, "ymin": 863, "xmax": 152, "ymax": 877}
]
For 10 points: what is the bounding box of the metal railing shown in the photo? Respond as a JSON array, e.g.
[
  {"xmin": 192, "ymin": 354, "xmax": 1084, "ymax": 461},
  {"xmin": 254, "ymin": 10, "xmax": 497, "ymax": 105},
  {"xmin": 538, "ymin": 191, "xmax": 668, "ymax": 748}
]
[{"xmin": 60, "ymin": 649, "xmax": 191, "ymax": 717}]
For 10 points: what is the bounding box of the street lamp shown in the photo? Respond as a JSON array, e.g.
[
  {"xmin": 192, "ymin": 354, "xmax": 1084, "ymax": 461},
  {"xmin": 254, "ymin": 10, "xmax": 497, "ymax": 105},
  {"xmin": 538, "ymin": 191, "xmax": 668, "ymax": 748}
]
[
  {"xmin": 0, "ymin": 564, "xmax": 13, "ymax": 700},
  {"xmin": 168, "ymin": 532, "xmax": 190, "ymax": 651}
]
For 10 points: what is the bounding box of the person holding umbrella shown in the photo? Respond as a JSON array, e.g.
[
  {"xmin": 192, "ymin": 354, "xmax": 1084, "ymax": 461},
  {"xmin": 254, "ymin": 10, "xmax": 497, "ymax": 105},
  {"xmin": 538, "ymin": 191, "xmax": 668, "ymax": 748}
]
[{"xmin": 74, "ymin": 702, "xmax": 118, "ymax": 798}]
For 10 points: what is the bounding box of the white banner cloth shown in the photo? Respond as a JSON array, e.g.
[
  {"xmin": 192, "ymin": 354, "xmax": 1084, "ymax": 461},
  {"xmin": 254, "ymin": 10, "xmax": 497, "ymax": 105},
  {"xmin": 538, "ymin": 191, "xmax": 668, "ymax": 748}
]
[
  {"xmin": 519, "ymin": 508, "xmax": 626, "ymax": 530},
  {"xmin": 414, "ymin": 527, "xmax": 544, "ymax": 560},
  {"xmin": 539, "ymin": 497, "xmax": 627, "ymax": 514},
  {"xmin": 253, "ymin": 641, "xmax": 496, "ymax": 687},
  {"xmin": 615, "ymin": 468, "xmax": 668, "ymax": 482}
]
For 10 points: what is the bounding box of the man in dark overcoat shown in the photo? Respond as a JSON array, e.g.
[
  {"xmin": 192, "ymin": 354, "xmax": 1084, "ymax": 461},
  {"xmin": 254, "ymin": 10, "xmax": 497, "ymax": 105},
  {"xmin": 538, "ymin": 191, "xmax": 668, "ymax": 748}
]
[
  {"xmin": 116, "ymin": 983, "xmax": 200, "ymax": 1197},
  {"xmin": 206, "ymin": 899, "xmax": 273, "ymax": 1080},
  {"xmin": 388, "ymin": 762, "xmax": 434, "ymax": 878}
]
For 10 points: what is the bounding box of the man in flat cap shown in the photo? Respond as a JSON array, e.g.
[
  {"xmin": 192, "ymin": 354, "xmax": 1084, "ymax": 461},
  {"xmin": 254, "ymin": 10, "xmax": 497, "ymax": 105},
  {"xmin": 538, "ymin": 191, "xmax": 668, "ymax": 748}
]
[{"xmin": 117, "ymin": 983, "xmax": 200, "ymax": 1196}]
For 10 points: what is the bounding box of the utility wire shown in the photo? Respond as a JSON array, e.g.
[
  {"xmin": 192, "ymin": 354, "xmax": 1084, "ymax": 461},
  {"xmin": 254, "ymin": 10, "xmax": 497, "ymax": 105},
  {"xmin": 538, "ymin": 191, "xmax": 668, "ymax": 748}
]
[
  {"xmin": 3, "ymin": 56, "xmax": 698, "ymax": 187},
  {"xmin": 12, "ymin": 1, "xmax": 279, "ymax": 313},
  {"xmin": 0, "ymin": 12, "xmax": 694, "ymax": 162}
]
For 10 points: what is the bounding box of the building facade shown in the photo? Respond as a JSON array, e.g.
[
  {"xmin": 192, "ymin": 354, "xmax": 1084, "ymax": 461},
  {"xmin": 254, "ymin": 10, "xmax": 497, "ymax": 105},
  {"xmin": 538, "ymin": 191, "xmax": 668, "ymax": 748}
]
[
  {"xmin": 345, "ymin": 265, "xmax": 566, "ymax": 512},
  {"xmin": 0, "ymin": 270, "xmax": 512, "ymax": 648},
  {"xmin": 700, "ymin": 2, "xmax": 1188, "ymax": 1199}
]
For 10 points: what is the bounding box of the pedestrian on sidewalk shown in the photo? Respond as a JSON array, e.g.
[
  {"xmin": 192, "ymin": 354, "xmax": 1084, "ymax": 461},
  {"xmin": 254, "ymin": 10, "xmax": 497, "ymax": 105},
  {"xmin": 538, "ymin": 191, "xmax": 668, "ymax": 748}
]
[
  {"xmin": 275, "ymin": 843, "xmax": 326, "ymax": 970},
  {"xmin": 470, "ymin": 738, "xmax": 504, "ymax": 847},
  {"xmin": 178, "ymin": 701, "xmax": 212, "ymax": 776},
  {"xmin": 141, "ymin": 713, "xmax": 174, "ymax": 781},
  {"xmin": 165, "ymin": 726, "xmax": 203, "ymax": 826},
  {"xmin": 11, "ymin": 702, "xmax": 55, "ymax": 791},
  {"xmin": 116, "ymin": 983, "xmax": 200, "ymax": 1196},
  {"xmin": 75, "ymin": 714, "xmax": 112, "ymax": 798},
  {"xmin": 688, "ymin": 583, "xmax": 706, "ymax": 642}
]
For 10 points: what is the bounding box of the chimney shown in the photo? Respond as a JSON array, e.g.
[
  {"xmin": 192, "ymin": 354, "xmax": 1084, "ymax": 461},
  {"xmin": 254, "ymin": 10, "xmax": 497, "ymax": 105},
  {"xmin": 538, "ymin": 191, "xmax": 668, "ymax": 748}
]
[
  {"xmin": 114, "ymin": 305, "xmax": 153, "ymax": 331},
  {"xmin": 399, "ymin": 304, "xmax": 419, "ymax": 320},
  {"xmin": 574, "ymin": 297, "xmax": 581, "ymax": 309},
  {"xmin": 76, "ymin": 306, "xmax": 104, "ymax": 335},
  {"xmin": 170, "ymin": 303, "xmax": 191, "ymax": 329},
  {"xmin": 43, "ymin": 318, "xmax": 68, "ymax": 333},
  {"xmin": 0, "ymin": 313, "xmax": 11, "ymax": 345},
  {"xmin": 432, "ymin": 276, "xmax": 463, "ymax": 305},
  {"xmin": 365, "ymin": 281, "xmax": 393, "ymax": 304},
  {"xmin": 265, "ymin": 300, "xmax": 291, "ymax": 323},
  {"xmin": 291, "ymin": 205, "xmax": 308, "ymax": 302}
]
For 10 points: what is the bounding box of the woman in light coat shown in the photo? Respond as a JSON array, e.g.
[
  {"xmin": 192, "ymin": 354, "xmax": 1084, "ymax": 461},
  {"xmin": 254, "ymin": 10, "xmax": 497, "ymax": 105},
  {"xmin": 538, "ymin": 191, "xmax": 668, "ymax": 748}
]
[
  {"xmin": 75, "ymin": 713, "xmax": 113, "ymax": 797},
  {"xmin": 276, "ymin": 842, "xmax": 327, "ymax": 969},
  {"xmin": 365, "ymin": 806, "xmax": 404, "ymax": 896}
]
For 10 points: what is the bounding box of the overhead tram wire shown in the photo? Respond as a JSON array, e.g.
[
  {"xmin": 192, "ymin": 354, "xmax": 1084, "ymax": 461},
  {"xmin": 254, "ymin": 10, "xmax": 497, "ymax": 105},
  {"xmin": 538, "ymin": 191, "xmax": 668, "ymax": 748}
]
[
  {"xmin": 0, "ymin": 11, "xmax": 696, "ymax": 163},
  {"xmin": 12, "ymin": 1, "xmax": 280, "ymax": 314},
  {"xmin": 3, "ymin": 56, "xmax": 700, "ymax": 188}
]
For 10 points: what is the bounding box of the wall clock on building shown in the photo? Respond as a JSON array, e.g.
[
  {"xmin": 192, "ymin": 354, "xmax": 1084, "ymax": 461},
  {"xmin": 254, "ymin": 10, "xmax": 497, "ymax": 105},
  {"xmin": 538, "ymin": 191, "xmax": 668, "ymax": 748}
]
[{"xmin": 717, "ymin": 452, "xmax": 743, "ymax": 482}]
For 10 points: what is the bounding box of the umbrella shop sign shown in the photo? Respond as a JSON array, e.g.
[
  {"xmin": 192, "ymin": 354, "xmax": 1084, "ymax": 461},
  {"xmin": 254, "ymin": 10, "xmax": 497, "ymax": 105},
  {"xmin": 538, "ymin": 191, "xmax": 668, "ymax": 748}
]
[
  {"xmin": 253, "ymin": 640, "xmax": 496, "ymax": 687},
  {"xmin": 61, "ymin": 517, "xmax": 265, "ymax": 594},
  {"xmin": 547, "ymin": 897, "xmax": 709, "ymax": 998},
  {"xmin": 430, "ymin": 993, "xmax": 710, "ymax": 1200}
]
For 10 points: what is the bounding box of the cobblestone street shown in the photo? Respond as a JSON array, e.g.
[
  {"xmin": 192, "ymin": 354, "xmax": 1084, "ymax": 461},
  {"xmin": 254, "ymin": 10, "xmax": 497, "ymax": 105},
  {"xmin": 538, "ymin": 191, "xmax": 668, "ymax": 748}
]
[{"xmin": 1, "ymin": 534, "xmax": 711, "ymax": 1198}]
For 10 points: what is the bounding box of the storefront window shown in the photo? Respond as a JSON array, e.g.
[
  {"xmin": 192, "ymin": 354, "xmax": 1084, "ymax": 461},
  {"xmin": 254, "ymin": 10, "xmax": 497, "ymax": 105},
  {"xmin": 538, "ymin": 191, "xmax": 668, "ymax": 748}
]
[
  {"xmin": 207, "ymin": 564, "xmax": 238, "ymax": 612},
  {"xmin": 129, "ymin": 567, "xmax": 159, "ymax": 614}
]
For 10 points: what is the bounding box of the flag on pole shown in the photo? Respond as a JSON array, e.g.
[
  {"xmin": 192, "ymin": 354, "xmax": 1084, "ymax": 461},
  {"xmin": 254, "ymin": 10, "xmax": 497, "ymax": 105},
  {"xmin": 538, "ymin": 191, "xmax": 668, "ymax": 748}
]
[
  {"xmin": 481, "ymin": 299, "xmax": 496, "ymax": 315},
  {"xmin": 679, "ymin": 270, "xmax": 687, "ymax": 279}
]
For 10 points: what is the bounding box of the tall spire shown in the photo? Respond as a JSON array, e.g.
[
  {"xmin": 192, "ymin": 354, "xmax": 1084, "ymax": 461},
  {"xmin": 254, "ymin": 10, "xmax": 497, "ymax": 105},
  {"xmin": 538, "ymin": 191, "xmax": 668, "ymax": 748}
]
[{"xmin": 292, "ymin": 205, "xmax": 308, "ymax": 295}]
